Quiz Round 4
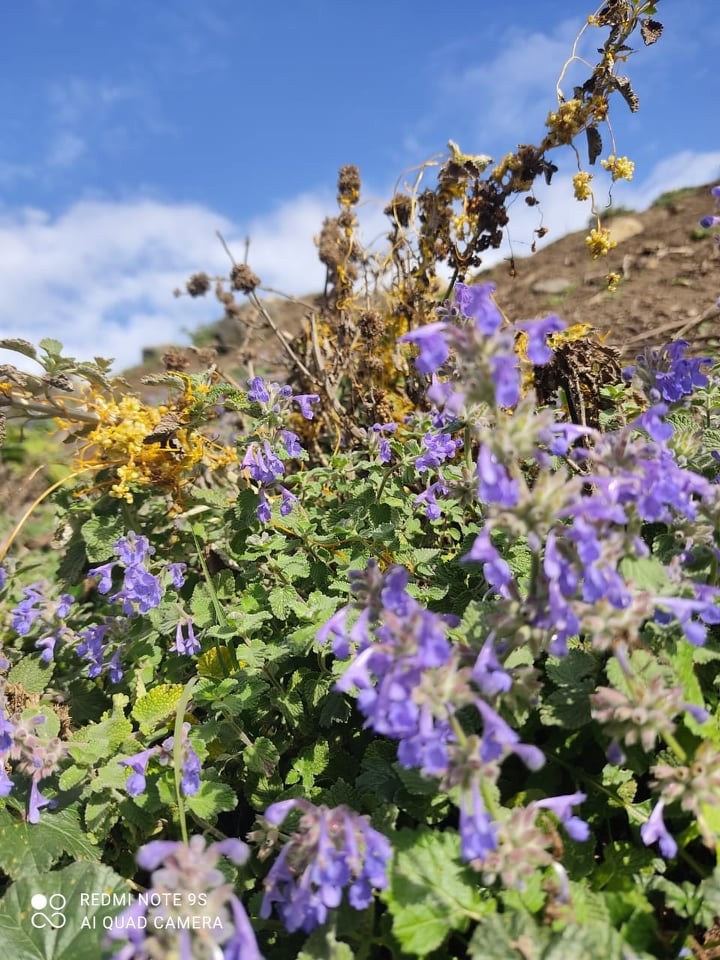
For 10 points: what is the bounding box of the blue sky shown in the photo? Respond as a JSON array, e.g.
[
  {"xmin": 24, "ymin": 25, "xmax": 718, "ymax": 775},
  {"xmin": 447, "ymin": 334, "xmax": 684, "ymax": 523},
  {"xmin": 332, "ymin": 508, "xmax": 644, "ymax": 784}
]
[{"xmin": 1, "ymin": 0, "xmax": 718, "ymax": 370}]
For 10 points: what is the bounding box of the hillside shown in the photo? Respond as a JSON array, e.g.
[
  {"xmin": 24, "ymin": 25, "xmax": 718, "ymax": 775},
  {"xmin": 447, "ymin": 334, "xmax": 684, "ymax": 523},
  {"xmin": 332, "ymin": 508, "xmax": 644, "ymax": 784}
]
[{"xmin": 128, "ymin": 183, "xmax": 720, "ymax": 390}]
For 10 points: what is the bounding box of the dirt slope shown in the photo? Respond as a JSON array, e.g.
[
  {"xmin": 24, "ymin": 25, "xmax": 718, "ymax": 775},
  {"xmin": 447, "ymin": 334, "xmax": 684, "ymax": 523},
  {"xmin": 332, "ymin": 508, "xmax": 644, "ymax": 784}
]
[
  {"xmin": 481, "ymin": 184, "xmax": 720, "ymax": 358},
  {"xmin": 126, "ymin": 183, "xmax": 720, "ymax": 390}
]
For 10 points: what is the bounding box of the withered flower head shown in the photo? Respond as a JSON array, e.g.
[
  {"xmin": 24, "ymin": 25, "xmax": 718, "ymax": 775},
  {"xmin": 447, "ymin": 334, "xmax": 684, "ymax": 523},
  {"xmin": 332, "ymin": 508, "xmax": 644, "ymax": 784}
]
[
  {"xmin": 337, "ymin": 164, "xmax": 361, "ymax": 205},
  {"xmin": 230, "ymin": 263, "xmax": 261, "ymax": 294},
  {"xmin": 384, "ymin": 193, "xmax": 412, "ymax": 228},
  {"xmin": 186, "ymin": 272, "xmax": 211, "ymax": 297}
]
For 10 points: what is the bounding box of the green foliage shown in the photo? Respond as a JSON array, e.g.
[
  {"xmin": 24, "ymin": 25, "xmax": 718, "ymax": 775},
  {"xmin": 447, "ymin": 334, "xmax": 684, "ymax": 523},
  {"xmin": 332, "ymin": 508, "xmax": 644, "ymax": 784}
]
[
  {"xmin": 3, "ymin": 7, "xmax": 720, "ymax": 959},
  {"xmin": 383, "ymin": 829, "xmax": 492, "ymax": 956}
]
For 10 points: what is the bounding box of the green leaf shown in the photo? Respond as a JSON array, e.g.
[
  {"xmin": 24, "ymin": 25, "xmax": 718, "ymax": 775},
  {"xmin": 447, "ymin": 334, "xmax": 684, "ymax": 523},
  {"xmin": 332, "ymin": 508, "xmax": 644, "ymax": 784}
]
[
  {"xmin": 6, "ymin": 657, "xmax": 54, "ymax": 695},
  {"xmin": 619, "ymin": 555, "xmax": 669, "ymax": 592},
  {"xmin": 541, "ymin": 650, "xmax": 598, "ymax": 729},
  {"xmin": 66, "ymin": 708, "xmax": 133, "ymax": 765},
  {"xmin": 0, "ymin": 807, "xmax": 99, "ymax": 881},
  {"xmin": 39, "ymin": 338, "xmax": 63, "ymax": 357},
  {"xmin": 80, "ymin": 516, "xmax": 126, "ymax": 563},
  {"xmin": 243, "ymin": 737, "xmax": 280, "ymax": 776},
  {"xmin": 0, "ymin": 861, "xmax": 131, "ymax": 960},
  {"xmin": 383, "ymin": 828, "xmax": 490, "ymax": 956},
  {"xmin": 131, "ymin": 683, "xmax": 184, "ymax": 734},
  {"xmin": 0, "ymin": 338, "xmax": 38, "ymax": 359},
  {"xmin": 298, "ymin": 928, "xmax": 354, "ymax": 960},
  {"xmin": 184, "ymin": 778, "xmax": 238, "ymax": 820},
  {"xmin": 268, "ymin": 585, "xmax": 297, "ymax": 619},
  {"xmin": 286, "ymin": 741, "xmax": 330, "ymax": 792},
  {"xmin": 83, "ymin": 795, "xmax": 119, "ymax": 843}
]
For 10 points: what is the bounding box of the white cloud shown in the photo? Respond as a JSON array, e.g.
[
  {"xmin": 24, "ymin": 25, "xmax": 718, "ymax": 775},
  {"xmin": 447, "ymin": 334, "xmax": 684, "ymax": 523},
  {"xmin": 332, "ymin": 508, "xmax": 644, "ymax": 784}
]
[
  {"xmin": 0, "ymin": 199, "xmax": 237, "ymax": 372},
  {"xmin": 0, "ymin": 192, "xmax": 346, "ymax": 373}
]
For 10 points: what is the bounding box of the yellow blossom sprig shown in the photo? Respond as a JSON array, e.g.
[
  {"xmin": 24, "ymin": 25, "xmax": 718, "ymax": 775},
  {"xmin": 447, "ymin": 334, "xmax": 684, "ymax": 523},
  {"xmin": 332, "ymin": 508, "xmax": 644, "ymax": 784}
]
[
  {"xmin": 573, "ymin": 171, "xmax": 594, "ymax": 202},
  {"xmin": 601, "ymin": 154, "xmax": 635, "ymax": 182},
  {"xmin": 585, "ymin": 226, "xmax": 617, "ymax": 259}
]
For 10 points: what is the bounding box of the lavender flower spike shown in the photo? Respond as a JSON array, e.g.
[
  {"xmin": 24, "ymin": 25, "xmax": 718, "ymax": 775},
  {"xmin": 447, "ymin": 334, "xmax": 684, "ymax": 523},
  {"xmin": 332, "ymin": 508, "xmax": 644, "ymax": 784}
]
[{"xmin": 640, "ymin": 800, "xmax": 677, "ymax": 859}]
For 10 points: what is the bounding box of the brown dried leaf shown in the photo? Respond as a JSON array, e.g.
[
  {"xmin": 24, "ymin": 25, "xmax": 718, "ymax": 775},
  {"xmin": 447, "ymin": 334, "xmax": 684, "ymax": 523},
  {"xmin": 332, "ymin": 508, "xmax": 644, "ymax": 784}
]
[
  {"xmin": 586, "ymin": 126, "xmax": 603, "ymax": 165},
  {"xmin": 614, "ymin": 75, "xmax": 640, "ymax": 112},
  {"xmin": 640, "ymin": 18, "xmax": 663, "ymax": 45}
]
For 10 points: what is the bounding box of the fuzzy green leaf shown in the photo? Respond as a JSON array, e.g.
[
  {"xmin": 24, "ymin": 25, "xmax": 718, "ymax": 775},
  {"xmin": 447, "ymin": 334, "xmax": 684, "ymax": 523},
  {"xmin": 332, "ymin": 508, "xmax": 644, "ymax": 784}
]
[
  {"xmin": 0, "ymin": 861, "xmax": 131, "ymax": 960},
  {"xmin": 184, "ymin": 778, "xmax": 238, "ymax": 820},
  {"xmin": 383, "ymin": 828, "xmax": 490, "ymax": 956},
  {"xmin": 6, "ymin": 656, "xmax": 54, "ymax": 695},
  {"xmin": 0, "ymin": 808, "xmax": 98, "ymax": 881},
  {"xmin": 131, "ymin": 683, "xmax": 183, "ymax": 735},
  {"xmin": 80, "ymin": 516, "xmax": 126, "ymax": 563}
]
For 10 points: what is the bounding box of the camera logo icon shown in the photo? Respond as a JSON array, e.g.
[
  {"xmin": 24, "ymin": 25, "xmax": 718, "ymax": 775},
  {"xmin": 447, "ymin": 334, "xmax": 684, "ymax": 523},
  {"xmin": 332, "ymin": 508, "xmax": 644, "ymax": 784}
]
[{"xmin": 30, "ymin": 893, "xmax": 67, "ymax": 929}]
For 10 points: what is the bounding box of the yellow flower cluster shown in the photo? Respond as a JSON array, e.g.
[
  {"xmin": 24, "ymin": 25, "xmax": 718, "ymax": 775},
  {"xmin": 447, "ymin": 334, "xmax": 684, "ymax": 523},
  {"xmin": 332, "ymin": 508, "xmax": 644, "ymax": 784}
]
[
  {"xmin": 585, "ymin": 227, "xmax": 617, "ymax": 259},
  {"xmin": 573, "ymin": 171, "xmax": 594, "ymax": 201},
  {"xmin": 546, "ymin": 99, "xmax": 587, "ymax": 144},
  {"xmin": 73, "ymin": 392, "xmax": 225, "ymax": 503},
  {"xmin": 606, "ymin": 272, "xmax": 621, "ymax": 292},
  {"xmin": 600, "ymin": 154, "xmax": 635, "ymax": 181}
]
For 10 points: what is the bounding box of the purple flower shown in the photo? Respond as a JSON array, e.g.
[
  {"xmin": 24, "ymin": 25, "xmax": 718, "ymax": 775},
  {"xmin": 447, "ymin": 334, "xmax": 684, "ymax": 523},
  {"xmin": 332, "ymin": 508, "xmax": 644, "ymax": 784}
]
[
  {"xmin": 415, "ymin": 480, "xmax": 448, "ymax": 520},
  {"xmin": 224, "ymin": 895, "xmax": 263, "ymax": 960},
  {"xmin": 247, "ymin": 376, "xmax": 270, "ymax": 403},
  {"xmin": 641, "ymin": 800, "xmax": 677, "ymax": 859},
  {"xmin": 653, "ymin": 594, "xmax": 720, "ymax": 646},
  {"xmin": 28, "ymin": 778, "xmax": 54, "ymax": 824},
  {"xmin": 113, "ymin": 563, "xmax": 163, "ymax": 616},
  {"xmin": 88, "ymin": 560, "xmax": 116, "ymax": 594},
  {"xmin": 174, "ymin": 617, "xmax": 200, "ymax": 655},
  {"xmin": 180, "ymin": 745, "xmax": 201, "ymax": 796},
  {"xmin": 472, "ymin": 637, "xmax": 512, "ymax": 698},
  {"xmin": 260, "ymin": 800, "xmax": 391, "ymax": 934},
  {"xmin": 107, "ymin": 649, "xmax": 123, "ymax": 684},
  {"xmin": 316, "ymin": 605, "xmax": 350, "ymax": 656},
  {"xmin": 76, "ymin": 621, "xmax": 113, "ymax": 678},
  {"xmin": 35, "ymin": 634, "xmax": 57, "ymax": 663},
  {"xmin": 476, "ymin": 445, "xmax": 519, "ymax": 507},
  {"xmin": 243, "ymin": 440, "xmax": 285, "ymax": 484},
  {"xmin": 459, "ymin": 779, "xmax": 498, "ymax": 861},
  {"xmin": 535, "ymin": 792, "xmax": 589, "ymax": 841},
  {"xmin": 463, "ymin": 529, "xmax": 512, "ymax": 594},
  {"xmin": 0, "ymin": 712, "xmax": 14, "ymax": 754},
  {"xmin": 115, "ymin": 532, "xmax": 154, "ymax": 567},
  {"xmin": 119, "ymin": 747, "xmax": 158, "ymax": 797},
  {"xmin": 294, "ymin": 393, "xmax": 321, "ymax": 419},
  {"xmin": 635, "ymin": 403, "xmax": 674, "ymax": 443},
  {"xmin": 257, "ymin": 490, "xmax": 272, "ymax": 523},
  {"xmin": 454, "ymin": 282, "xmax": 503, "ymax": 334},
  {"xmin": 475, "ymin": 699, "xmax": 545, "ymax": 770},
  {"xmin": 415, "ymin": 431, "xmax": 462, "ymax": 473},
  {"xmin": 0, "ymin": 765, "xmax": 13, "ymax": 797},
  {"xmin": 489, "ymin": 353, "xmax": 521, "ymax": 407},
  {"xmin": 516, "ymin": 314, "xmax": 565, "ymax": 365},
  {"xmin": 55, "ymin": 594, "xmax": 73, "ymax": 618},
  {"xmin": 280, "ymin": 429, "xmax": 303, "ymax": 457},
  {"xmin": 279, "ymin": 485, "xmax": 299, "ymax": 517},
  {"xmin": 165, "ymin": 562, "xmax": 187, "ymax": 589},
  {"xmin": 371, "ymin": 422, "xmax": 397, "ymax": 464},
  {"xmin": 10, "ymin": 582, "xmax": 46, "ymax": 635},
  {"xmin": 158, "ymin": 726, "xmax": 203, "ymax": 797},
  {"xmin": 400, "ymin": 322, "xmax": 451, "ymax": 374},
  {"xmin": 632, "ymin": 340, "xmax": 711, "ymax": 403},
  {"xmin": 108, "ymin": 836, "xmax": 259, "ymax": 960}
]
